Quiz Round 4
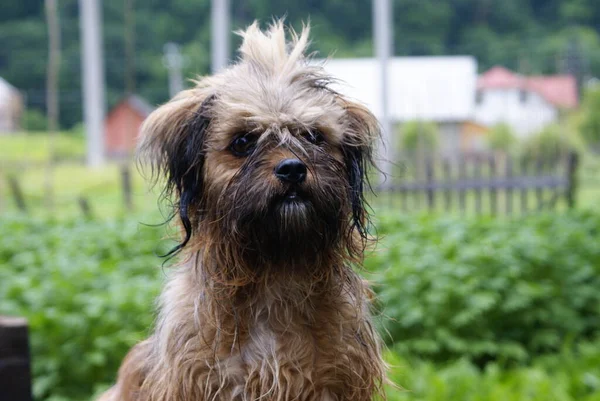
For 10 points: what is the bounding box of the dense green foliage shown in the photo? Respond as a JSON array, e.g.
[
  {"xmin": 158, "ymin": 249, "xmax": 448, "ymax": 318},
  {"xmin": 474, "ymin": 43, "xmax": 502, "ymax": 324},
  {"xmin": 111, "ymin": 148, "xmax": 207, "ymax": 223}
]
[
  {"xmin": 1, "ymin": 211, "xmax": 600, "ymax": 400},
  {"xmin": 487, "ymin": 123, "xmax": 517, "ymax": 152},
  {"xmin": 386, "ymin": 343, "xmax": 600, "ymax": 401},
  {"xmin": 579, "ymin": 87, "xmax": 600, "ymax": 148},
  {"xmin": 0, "ymin": 215, "xmax": 167, "ymax": 400},
  {"xmin": 1, "ymin": 0, "xmax": 600, "ymax": 128},
  {"xmin": 520, "ymin": 123, "xmax": 583, "ymax": 159},
  {"xmin": 369, "ymin": 211, "xmax": 600, "ymax": 363},
  {"xmin": 398, "ymin": 120, "xmax": 439, "ymax": 152}
]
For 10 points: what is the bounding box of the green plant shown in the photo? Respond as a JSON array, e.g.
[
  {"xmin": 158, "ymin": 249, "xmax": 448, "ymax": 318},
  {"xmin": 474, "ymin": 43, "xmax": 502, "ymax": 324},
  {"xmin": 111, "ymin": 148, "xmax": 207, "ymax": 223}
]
[
  {"xmin": 578, "ymin": 86, "xmax": 600, "ymax": 148},
  {"xmin": 398, "ymin": 121, "xmax": 439, "ymax": 153},
  {"xmin": 368, "ymin": 211, "xmax": 600, "ymax": 364},
  {"xmin": 384, "ymin": 338, "xmax": 600, "ymax": 401},
  {"xmin": 487, "ymin": 123, "xmax": 516, "ymax": 152},
  {"xmin": 22, "ymin": 109, "xmax": 49, "ymax": 131},
  {"xmin": 0, "ymin": 215, "xmax": 169, "ymax": 401},
  {"xmin": 520, "ymin": 124, "xmax": 582, "ymax": 160}
]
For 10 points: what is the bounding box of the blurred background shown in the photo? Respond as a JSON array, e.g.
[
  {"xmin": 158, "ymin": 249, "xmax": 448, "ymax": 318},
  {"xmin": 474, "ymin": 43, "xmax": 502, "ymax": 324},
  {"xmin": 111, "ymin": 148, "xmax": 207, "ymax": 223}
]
[{"xmin": 1, "ymin": 1, "xmax": 600, "ymax": 400}]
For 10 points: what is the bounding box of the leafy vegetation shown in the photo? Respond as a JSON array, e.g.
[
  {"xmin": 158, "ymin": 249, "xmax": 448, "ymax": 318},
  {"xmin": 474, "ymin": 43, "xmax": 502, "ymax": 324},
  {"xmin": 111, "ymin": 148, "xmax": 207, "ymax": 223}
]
[
  {"xmin": 2, "ymin": 0, "xmax": 600, "ymax": 128},
  {"xmin": 487, "ymin": 123, "xmax": 516, "ymax": 152},
  {"xmin": 520, "ymin": 124, "xmax": 584, "ymax": 160},
  {"xmin": 397, "ymin": 120, "xmax": 439, "ymax": 153},
  {"xmin": 385, "ymin": 341, "xmax": 600, "ymax": 401},
  {"xmin": 0, "ymin": 215, "xmax": 169, "ymax": 401},
  {"xmin": 369, "ymin": 211, "xmax": 600, "ymax": 363},
  {"xmin": 1, "ymin": 211, "xmax": 600, "ymax": 400},
  {"xmin": 578, "ymin": 86, "xmax": 600, "ymax": 149}
]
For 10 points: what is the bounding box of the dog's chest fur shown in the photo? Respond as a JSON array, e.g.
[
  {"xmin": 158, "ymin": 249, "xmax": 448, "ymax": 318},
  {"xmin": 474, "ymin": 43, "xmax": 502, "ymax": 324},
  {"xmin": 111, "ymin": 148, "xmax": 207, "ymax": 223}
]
[{"xmin": 113, "ymin": 269, "xmax": 381, "ymax": 401}]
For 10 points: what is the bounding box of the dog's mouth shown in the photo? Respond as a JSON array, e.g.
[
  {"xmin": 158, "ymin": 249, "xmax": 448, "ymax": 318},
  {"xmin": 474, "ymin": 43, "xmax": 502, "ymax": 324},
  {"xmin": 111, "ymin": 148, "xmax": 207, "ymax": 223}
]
[{"xmin": 277, "ymin": 186, "xmax": 309, "ymax": 204}]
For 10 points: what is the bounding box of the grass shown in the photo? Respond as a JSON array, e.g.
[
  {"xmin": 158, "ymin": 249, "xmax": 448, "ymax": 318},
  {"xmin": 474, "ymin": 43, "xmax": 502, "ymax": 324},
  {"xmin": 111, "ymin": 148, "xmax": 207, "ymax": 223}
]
[
  {"xmin": 1, "ymin": 133, "xmax": 599, "ymax": 219},
  {"xmin": 0, "ymin": 131, "xmax": 85, "ymax": 164},
  {"xmin": 1, "ymin": 162, "xmax": 160, "ymax": 219}
]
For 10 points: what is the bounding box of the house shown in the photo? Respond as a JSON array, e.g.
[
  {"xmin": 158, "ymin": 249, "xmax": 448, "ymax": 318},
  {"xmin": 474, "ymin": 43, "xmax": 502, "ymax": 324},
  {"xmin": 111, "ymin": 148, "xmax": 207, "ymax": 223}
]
[
  {"xmin": 319, "ymin": 56, "xmax": 479, "ymax": 153},
  {"xmin": 474, "ymin": 66, "xmax": 578, "ymax": 137},
  {"xmin": 0, "ymin": 77, "xmax": 23, "ymax": 133},
  {"xmin": 105, "ymin": 95, "xmax": 154, "ymax": 157}
]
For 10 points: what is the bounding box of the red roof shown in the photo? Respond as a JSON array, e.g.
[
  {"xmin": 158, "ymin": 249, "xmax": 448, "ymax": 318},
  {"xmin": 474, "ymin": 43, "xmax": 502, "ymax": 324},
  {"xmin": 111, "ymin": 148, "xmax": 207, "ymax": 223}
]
[{"xmin": 478, "ymin": 66, "xmax": 578, "ymax": 109}]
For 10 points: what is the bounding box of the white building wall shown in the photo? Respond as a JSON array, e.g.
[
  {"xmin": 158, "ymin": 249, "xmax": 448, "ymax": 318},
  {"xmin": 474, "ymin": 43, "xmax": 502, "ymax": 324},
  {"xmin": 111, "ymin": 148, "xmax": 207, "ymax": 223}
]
[{"xmin": 474, "ymin": 88, "xmax": 557, "ymax": 138}]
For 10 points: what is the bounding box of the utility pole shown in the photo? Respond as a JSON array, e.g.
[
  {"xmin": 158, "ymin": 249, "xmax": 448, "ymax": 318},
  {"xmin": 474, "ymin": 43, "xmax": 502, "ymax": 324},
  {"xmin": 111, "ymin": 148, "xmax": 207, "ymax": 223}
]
[
  {"xmin": 373, "ymin": 0, "xmax": 393, "ymax": 185},
  {"xmin": 163, "ymin": 43, "xmax": 184, "ymax": 98},
  {"xmin": 211, "ymin": 0, "xmax": 230, "ymax": 73},
  {"xmin": 79, "ymin": 0, "xmax": 105, "ymax": 167},
  {"xmin": 45, "ymin": 0, "xmax": 60, "ymax": 210}
]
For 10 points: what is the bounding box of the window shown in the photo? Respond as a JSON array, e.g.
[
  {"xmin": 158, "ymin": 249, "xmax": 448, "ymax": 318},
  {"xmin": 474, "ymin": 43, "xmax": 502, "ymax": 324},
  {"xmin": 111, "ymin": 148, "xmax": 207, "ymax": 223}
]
[
  {"xmin": 519, "ymin": 89, "xmax": 528, "ymax": 104},
  {"xmin": 475, "ymin": 90, "xmax": 484, "ymax": 105}
]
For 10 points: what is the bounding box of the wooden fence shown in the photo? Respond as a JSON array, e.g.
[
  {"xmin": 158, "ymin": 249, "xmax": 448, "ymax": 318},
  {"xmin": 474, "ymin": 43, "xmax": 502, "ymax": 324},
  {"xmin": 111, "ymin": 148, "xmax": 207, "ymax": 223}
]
[{"xmin": 376, "ymin": 151, "xmax": 579, "ymax": 215}]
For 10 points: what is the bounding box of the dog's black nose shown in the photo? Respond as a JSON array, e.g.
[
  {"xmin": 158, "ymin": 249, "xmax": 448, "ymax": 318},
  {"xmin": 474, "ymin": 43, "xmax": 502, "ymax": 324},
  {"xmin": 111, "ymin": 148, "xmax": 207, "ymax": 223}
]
[{"xmin": 274, "ymin": 159, "xmax": 307, "ymax": 184}]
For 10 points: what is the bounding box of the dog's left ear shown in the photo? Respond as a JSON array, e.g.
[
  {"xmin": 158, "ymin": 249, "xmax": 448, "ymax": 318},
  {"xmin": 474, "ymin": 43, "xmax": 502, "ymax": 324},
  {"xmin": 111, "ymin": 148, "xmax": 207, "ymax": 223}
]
[
  {"xmin": 137, "ymin": 89, "xmax": 215, "ymax": 255},
  {"xmin": 339, "ymin": 99, "xmax": 379, "ymax": 238}
]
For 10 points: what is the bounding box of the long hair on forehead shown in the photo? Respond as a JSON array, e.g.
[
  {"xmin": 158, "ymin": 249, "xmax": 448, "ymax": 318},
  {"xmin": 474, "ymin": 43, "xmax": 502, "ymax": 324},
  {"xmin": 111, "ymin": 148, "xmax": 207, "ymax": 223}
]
[{"xmin": 136, "ymin": 21, "xmax": 378, "ymax": 269}]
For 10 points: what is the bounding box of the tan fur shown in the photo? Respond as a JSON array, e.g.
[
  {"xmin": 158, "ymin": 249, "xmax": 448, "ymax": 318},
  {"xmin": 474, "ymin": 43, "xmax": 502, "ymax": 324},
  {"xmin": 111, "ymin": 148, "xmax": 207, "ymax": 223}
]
[{"xmin": 100, "ymin": 21, "xmax": 386, "ymax": 401}]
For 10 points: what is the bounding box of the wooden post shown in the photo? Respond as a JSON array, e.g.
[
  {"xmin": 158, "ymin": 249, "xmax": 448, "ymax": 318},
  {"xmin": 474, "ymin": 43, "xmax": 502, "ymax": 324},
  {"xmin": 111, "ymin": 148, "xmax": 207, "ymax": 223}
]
[
  {"xmin": 78, "ymin": 196, "xmax": 93, "ymax": 218},
  {"xmin": 505, "ymin": 154, "xmax": 513, "ymax": 215},
  {"xmin": 489, "ymin": 154, "xmax": 497, "ymax": 216},
  {"xmin": 535, "ymin": 157, "xmax": 544, "ymax": 210},
  {"xmin": 0, "ymin": 316, "xmax": 33, "ymax": 401},
  {"xmin": 474, "ymin": 155, "xmax": 482, "ymax": 215},
  {"xmin": 442, "ymin": 158, "xmax": 452, "ymax": 212},
  {"xmin": 7, "ymin": 176, "xmax": 27, "ymax": 212},
  {"xmin": 458, "ymin": 156, "xmax": 466, "ymax": 215},
  {"xmin": 121, "ymin": 165, "xmax": 133, "ymax": 211},
  {"xmin": 520, "ymin": 157, "xmax": 528, "ymax": 213},
  {"xmin": 426, "ymin": 157, "xmax": 434, "ymax": 211},
  {"xmin": 566, "ymin": 152, "xmax": 579, "ymax": 208}
]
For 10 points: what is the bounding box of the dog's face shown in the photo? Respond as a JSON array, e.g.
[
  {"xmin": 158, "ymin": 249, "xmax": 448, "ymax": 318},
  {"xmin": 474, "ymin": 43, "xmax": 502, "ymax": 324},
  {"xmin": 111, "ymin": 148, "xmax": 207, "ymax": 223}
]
[{"xmin": 139, "ymin": 22, "xmax": 378, "ymax": 268}]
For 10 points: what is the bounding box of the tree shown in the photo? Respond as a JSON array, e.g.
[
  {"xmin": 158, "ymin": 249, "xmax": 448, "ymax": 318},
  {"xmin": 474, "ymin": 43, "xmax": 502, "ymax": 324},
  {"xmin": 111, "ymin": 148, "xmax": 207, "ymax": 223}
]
[
  {"xmin": 578, "ymin": 86, "xmax": 600, "ymax": 149},
  {"xmin": 398, "ymin": 120, "xmax": 439, "ymax": 153}
]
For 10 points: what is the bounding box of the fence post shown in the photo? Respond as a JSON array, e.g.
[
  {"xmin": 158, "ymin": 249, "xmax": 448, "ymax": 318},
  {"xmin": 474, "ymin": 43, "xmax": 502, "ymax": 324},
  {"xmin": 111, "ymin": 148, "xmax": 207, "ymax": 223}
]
[
  {"xmin": 121, "ymin": 164, "xmax": 133, "ymax": 211},
  {"xmin": 0, "ymin": 316, "xmax": 33, "ymax": 401},
  {"xmin": 78, "ymin": 196, "xmax": 93, "ymax": 219},
  {"xmin": 566, "ymin": 152, "xmax": 579, "ymax": 208},
  {"xmin": 489, "ymin": 154, "xmax": 497, "ymax": 216},
  {"xmin": 426, "ymin": 157, "xmax": 434, "ymax": 211},
  {"xmin": 7, "ymin": 176, "xmax": 27, "ymax": 212},
  {"xmin": 505, "ymin": 154, "xmax": 513, "ymax": 215}
]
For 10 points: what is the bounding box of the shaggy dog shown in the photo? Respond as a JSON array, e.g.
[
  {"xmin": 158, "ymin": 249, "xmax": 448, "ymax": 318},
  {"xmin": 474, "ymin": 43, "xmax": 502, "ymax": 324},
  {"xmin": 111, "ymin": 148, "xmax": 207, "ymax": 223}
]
[{"xmin": 99, "ymin": 21, "xmax": 386, "ymax": 401}]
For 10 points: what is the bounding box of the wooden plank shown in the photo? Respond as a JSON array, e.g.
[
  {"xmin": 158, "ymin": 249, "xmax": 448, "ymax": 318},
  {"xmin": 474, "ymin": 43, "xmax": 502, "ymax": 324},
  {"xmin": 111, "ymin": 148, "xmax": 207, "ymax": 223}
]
[
  {"xmin": 520, "ymin": 157, "xmax": 528, "ymax": 213},
  {"xmin": 566, "ymin": 152, "xmax": 579, "ymax": 208},
  {"xmin": 489, "ymin": 154, "xmax": 497, "ymax": 216},
  {"xmin": 535, "ymin": 156, "xmax": 544, "ymax": 210},
  {"xmin": 426, "ymin": 157, "xmax": 435, "ymax": 211},
  {"xmin": 0, "ymin": 316, "xmax": 33, "ymax": 401},
  {"xmin": 458, "ymin": 157, "xmax": 466, "ymax": 215},
  {"xmin": 505, "ymin": 154, "xmax": 513, "ymax": 215},
  {"xmin": 121, "ymin": 164, "xmax": 133, "ymax": 211},
  {"xmin": 474, "ymin": 155, "xmax": 482, "ymax": 215},
  {"xmin": 7, "ymin": 176, "xmax": 27, "ymax": 212},
  {"xmin": 442, "ymin": 158, "xmax": 452, "ymax": 212}
]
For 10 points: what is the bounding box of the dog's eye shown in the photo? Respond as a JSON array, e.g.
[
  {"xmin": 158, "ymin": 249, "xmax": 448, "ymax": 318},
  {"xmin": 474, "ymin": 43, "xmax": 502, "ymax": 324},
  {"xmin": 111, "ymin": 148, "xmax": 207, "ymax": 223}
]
[
  {"xmin": 304, "ymin": 130, "xmax": 325, "ymax": 145},
  {"xmin": 229, "ymin": 135, "xmax": 257, "ymax": 157}
]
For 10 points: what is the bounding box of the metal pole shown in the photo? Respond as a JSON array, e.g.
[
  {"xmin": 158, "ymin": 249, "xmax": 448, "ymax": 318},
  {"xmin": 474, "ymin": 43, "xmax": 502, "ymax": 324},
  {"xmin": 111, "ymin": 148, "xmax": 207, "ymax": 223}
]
[
  {"xmin": 373, "ymin": 0, "xmax": 393, "ymax": 184},
  {"xmin": 79, "ymin": 0, "xmax": 105, "ymax": 167},
  {"xmin": 211, "ymin": 0, "xmax": 229, "ymax": 73},
  {"xmin": 163, "ymin": 43, "xmax": 184, "ymax": 98}
]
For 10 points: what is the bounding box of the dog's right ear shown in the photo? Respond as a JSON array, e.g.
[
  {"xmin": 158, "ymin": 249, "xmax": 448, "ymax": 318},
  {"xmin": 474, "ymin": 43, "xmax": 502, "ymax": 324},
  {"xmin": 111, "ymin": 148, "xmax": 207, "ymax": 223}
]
[{"xmin": 137, "ymin": 89, "xmax": 215, "ymax": 255}]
